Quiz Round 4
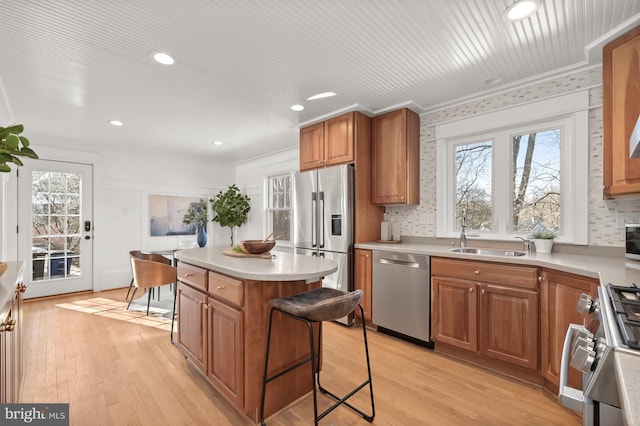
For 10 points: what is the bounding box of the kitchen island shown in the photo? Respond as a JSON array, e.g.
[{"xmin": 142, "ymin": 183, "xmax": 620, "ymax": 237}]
[{"xmin": 174, "ymin": 247, "xmax": 337, "ymax": 423}]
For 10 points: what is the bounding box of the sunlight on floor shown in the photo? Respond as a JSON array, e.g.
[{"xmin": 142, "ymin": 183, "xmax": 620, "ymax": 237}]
[{"xmin": 55, "ymin": 297, "xmax": 173, "ymax": 331}]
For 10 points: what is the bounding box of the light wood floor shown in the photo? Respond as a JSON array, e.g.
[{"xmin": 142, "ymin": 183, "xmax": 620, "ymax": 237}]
[{"xmin": 20, "ymin": 288, "xmax": 580, "ymax": 425}]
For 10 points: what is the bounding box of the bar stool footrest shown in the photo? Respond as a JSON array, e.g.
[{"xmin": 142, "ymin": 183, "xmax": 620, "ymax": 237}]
[{"xmin": 318, "ymin": 382, "xmax": 374, "ymax": 422}]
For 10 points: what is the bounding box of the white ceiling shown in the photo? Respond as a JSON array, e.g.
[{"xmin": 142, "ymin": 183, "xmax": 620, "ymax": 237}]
[{"xmin": 0, "ymin": 1, "xmax": 639, "ymax": 162}]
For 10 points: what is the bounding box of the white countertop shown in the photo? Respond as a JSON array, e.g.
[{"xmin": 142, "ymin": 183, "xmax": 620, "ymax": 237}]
[
  {"xmin": 356, "ymin": 241, "xmax": 640, "ymax": 424},
  {"xmin": 355, "ymin": 241, "xmax": 640, "ymax": 287},
  {"xmin": 174, "ymin": 247, "xmax": 337, "ymax": 282},
  {"xmin": 0, "ymin": 261, "xmax": 24, "ymax": 319}
]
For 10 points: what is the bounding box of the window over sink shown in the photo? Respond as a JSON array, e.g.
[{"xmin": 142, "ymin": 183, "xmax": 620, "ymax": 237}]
[{"xmin": 435, "ymin": 91, "xmax": 589, "ymax": 244}]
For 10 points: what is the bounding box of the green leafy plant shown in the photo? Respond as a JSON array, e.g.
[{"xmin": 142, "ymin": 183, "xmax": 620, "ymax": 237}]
[
  {"xmin": 182, "ymin": 199, "xmax": 208, "ymax": 229},
  {"xmin": 530, "ymin": 229, "xmax": 556, "ymax": 239},
  {"xmin": 210, "ymin": 184, "xmax": 251, "ymax": 246},
  {"xmin": 0, "ymin": 124, "xmax": 39, "ymax": 172}
]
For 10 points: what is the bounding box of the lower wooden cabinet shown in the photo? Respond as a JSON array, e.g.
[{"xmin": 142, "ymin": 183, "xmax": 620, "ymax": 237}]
[
  {"xmin": 354, "ymin": 249, "xmax": 373, "ymax": 323},
  {"xmin": 177, "ymin": 282, "xmax": 207, "ymax": 373},
  {"xmin": 431, "ymin": 257, "xmax": 539, "ymax": 372},
  {"xmin": 0, "ymin": 263, "xmax": 25, "ymax": 404},
  {"xmin": 206, "ymin": 297, "xmax": 243, "ymax": 407},
  {"xmin": 432, "ymin": 277, "xmax": 477, "ymax": 351},
  {"xmin": 540, "ymin": 269, "xmax": 598, "ymax": 393}
]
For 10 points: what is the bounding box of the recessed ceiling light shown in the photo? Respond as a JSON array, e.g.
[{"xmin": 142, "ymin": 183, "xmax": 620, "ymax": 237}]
[
  {"xmin": 213, "ymin": 141, "xmax": 223, "ymax": 146},
  {"xmin": 109, "ymin": 120, "xmax": 124, "ymax": 126},
  {"xmin": 306, "ymin": 92, "xmax": 337, "ymax": 101},
  {"xmin": 291, "ymin": 104, "xmax": 304, "ymax": 111},
  {"xmin": 503, "ymin": 0, "xmax": 540, "ymax": 21},
  {"xmin": 153, "ymin": 52, "xmax": 175, "ymax": 65}
]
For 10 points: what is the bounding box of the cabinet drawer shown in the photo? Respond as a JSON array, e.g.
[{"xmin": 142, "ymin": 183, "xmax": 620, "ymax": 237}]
[
  {"xmin": 432, "ymin": 257, "xmax": 538, "ymax": 289},
  {"xmin": 178, "ymin": 263, "xmax": 208, "ymax": 291},
  {"xmin": 209, "ymin": 271, "xmax": 244, "ymax": 307}
]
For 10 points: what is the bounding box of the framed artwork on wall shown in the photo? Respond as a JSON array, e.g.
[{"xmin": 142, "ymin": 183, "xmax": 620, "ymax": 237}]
[{"xmin": 149, "ymin": 194, "xmax": 202, "ymax": 236}]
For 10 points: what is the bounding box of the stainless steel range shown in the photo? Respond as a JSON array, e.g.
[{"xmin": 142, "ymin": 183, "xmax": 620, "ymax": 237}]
[{"xmin": 559, "ymin": 283, "xmax": 640, "ymax": 425}]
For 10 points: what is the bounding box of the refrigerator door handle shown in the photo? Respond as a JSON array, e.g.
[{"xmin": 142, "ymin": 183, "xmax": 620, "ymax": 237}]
[
  {"xmin": 311, "ymin": 192, "xmax": 317, "ymax": 248},
  {"xmin": 319, "ymin": 191, "xmax": 325, "ymax": 248}
]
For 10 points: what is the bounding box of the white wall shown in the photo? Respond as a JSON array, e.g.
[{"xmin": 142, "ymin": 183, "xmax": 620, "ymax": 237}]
[
  {"xmin": 3, "ymin": 143, "xmax": 235, "ymax": 292},
  {"xmin": 234, "ymin": 146, "xmax": 299, "ymax": 247}
]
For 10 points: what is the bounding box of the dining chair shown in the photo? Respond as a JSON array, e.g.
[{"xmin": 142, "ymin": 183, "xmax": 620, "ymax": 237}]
[
  {"xmin": 127, "ymin": 256, "xmax": 177, "ymax": 316},
  {"xmin": 126, "ymin": 250, "xmax": 172, "ymax": 301}
]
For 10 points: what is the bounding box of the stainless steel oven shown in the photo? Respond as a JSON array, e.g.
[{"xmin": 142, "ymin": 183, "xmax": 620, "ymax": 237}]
[{"xmin": 558, "ymin": 284, "xmax": 640, "ymax": 425}]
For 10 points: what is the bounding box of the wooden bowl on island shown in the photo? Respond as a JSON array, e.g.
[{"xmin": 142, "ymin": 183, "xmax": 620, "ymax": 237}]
[{"xmin": 240, "ymin": 240, "xmax": 276, "ymax": 254}]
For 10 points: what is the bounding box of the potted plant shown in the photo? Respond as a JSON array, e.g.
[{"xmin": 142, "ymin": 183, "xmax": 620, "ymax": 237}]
[
  {"xmin": 0, "ymin": 124, "xmax": 39, "ymax": 172},
  {"xmin": 210, "ymin": 184, "xmax": 251, "ymax": 246},
  {"xmin": 530, "ymin": 229, "xmax": 556, "ymax": 254},
  {"xmin": 182, "ymin": 199, "xmax": 209, "ymax": 247}
]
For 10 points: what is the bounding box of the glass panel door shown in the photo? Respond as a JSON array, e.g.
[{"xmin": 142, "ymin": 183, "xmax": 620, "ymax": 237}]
[{"xmin": 18, "ymin": 159, "xmax": 93, "ymax": 298}]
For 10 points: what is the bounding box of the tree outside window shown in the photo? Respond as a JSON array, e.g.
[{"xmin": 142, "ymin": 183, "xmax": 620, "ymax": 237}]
[
  {"xmin": 454, "ymin": 127, "xmax": 561, "ymax": 236},
  {"xmin": 267, "ymin": 173, "xmax": 292, "ymax": 242}
]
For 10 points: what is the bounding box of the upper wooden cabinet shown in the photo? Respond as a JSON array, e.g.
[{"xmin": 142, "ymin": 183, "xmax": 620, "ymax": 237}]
[
  {"xmin": 372, "ymin": 108, "xmax": 420, "ymax": 205},
  {"xmin": 299, "ymin": 111, "xmax": 364, "ymax": 171},
  {"xmin": 603, "ymin": 26, "xmax": 640, "ymax": 198}
]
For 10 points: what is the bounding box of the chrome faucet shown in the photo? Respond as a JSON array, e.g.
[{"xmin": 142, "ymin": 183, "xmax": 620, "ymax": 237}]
[
  {"xmin": 516, "ymin": 236, "xmax": 532, "ymax": 253},
  {"xmin": 460, "ymin": 208, "xmax": 467, "ymax": 249}
]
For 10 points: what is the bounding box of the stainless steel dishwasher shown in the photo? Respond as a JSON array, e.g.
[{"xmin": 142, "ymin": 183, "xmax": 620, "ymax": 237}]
[{"xmin": 372, "ymin": 250, "xmax": 431, "ymax": 345}]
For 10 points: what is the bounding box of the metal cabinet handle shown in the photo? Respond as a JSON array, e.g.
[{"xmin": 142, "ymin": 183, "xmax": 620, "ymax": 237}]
[
  {"xmin": 482, "ymin": 289, "xmax": 485, "ymax": 295},
  {"xmin": 204, "ymin": 304, "xmax": 209, "ymax": 310},
  {"xmin": 469, "ymin": 287, "xmax": 474, "ymax": 293},
  {"xmin": 185, "ymin": 273, "xmax": 194, "ymax": 277},
  {"xmin": 474, "ymin": 270, "xmax": 480, "ymax": 275},
  {"xmin": 198, "ymin": 300, "xmax": 203, "ymax": 305},
  {"xmin": 217, "ymin": 286, "xmax": 225, "ymax": 291}
]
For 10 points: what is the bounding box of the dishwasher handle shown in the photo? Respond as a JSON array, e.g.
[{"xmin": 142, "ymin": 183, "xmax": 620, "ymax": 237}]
[{"xmin": 378, "ymin": 258, "xmax": 421, "ymax": 268}]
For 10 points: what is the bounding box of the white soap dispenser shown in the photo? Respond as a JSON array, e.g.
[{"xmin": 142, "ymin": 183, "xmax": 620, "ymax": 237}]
[{"xmin": 380, "ymin": 213, "xmax": 391, "ymax": 241}]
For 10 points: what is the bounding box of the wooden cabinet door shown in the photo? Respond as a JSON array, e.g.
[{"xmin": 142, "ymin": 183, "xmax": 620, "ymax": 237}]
[
  {"xmin": 300, "ymin": 122, "xmax": 324, "ymax": 171},
  {"xmin": 479, "ymin": 284, "xmax": 539, "ymax": 371},
  {"xmin": 207, "ymin": 298, "xmax": 244, "ymax": 408},
  {"xmin": 177, "ymin": 282, "xmax": 207, "ymax": 373},
  {"xmin": 540, "ymin": 270, "xmax": 598, "ymax": 392},
  {"xmin": 372, "ymin": 108, "xmax": 419, "ymax": 205},
  {"xmin": 603, "ymin": 26, "xmax": 640, "ymax": 198},
  {"xmin": 354, "ymin": 249, "xmax": 372, "ymax": 322},
  {"xmin": 324, "ymin": 112, "xmax": 354, "ymax": 167},
  {"xmin": 432, "ymin": 277, "xmax": 478, "ymax": 352}
]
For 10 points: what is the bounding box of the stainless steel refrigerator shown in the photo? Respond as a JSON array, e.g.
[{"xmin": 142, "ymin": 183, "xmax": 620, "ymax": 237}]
[{"xmin": 294, "ymin": 164, "xmax": 354, "ymax": 325}]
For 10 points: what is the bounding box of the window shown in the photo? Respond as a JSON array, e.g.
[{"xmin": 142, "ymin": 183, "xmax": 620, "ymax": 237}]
[
  {"xmin": 436, "ymin": 92, "xmax": 588, "ymax": 244},
  {"xmin": 266, "ymin": 173, "xmax": 292, "ymax": 243}
]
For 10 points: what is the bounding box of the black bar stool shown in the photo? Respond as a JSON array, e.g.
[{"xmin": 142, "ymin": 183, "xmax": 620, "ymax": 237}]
[{"xmin": 259, "ymin": 287, "xmax": 375, "ymax": 425}]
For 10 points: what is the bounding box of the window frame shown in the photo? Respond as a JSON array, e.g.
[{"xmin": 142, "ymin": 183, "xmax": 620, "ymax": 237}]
[
  {"xmin": 264, "ymin": 172, "xmax": 294, "ymax": 247},
  {"xmin": 435, "ymin": 91, "xmax": 589, "ymax": 245}
]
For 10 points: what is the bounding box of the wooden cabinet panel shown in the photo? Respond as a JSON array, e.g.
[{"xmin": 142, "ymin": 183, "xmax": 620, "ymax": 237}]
[
  {"xmin": 0, "ymin": 268, "xmax": 25, "ymax": 404},
  {"xmin": 372, "ymin": 108, "xmax": 420, "ymax": 205},
  {"xmin": 209, "ymin": 271, "xmax": 244, "ymax": 307},
  {"xmin": 540, "ymin": 269, "xmax": 598, "ymax": 392},
  {"xmin": 432, "ymin": 257, "xmax": 538, "ymax": 289},
  {"xmin": 300, "ymin": 122, "xmax": 324, "ymax": 171},
  {"xmin": 177, "ymin": 282, "xmax": 207, "ymax": 373},
  {"xmin": 207, "ymin": 298, "xmax": 244, "ymax": 408},
  {"xmin": 480, "ymin": 284, "xmax": 539, "ymax": 370},
  {"xmin": 354, "ymin": 249, "xmax": 372, "ymax": 323},
  {"xmin": 178, "ymin": 263, "xmax": 208, "ymax": 292},
  {"xmin": 432, "ymin": 277, "xmax": 478, "ymax": 352},
  {"xmin": 325, "ymin": 113, "xmax": 355, "ymax": 166},
  {"xmin": 603, "ymin": 26, "xmax": 640, "ymax": 197}
]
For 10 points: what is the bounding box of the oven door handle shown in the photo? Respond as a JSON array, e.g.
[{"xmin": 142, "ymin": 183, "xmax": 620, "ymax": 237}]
[{"xmin": 558, "ymin": 323, "xmax": 588, "ymax": 413}]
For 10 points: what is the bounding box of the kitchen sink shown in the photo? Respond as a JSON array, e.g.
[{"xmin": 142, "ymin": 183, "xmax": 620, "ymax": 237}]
[{"xmin": 450, "ymin": 247, "xmax": 526, "ymax": 257}]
